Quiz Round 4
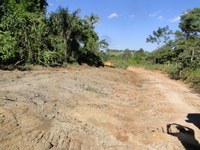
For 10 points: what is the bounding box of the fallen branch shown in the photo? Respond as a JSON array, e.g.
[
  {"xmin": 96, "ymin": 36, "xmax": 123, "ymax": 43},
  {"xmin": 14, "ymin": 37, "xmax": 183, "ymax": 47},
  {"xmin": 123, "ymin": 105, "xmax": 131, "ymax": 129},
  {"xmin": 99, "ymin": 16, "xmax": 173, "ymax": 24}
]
[
  {"xmin": 14, "ymin": 59, "xmax": 24, "ymax": 66},
  {"xmin": 38, "ymin": 60, "xmax": 53, "ymax": 71}
]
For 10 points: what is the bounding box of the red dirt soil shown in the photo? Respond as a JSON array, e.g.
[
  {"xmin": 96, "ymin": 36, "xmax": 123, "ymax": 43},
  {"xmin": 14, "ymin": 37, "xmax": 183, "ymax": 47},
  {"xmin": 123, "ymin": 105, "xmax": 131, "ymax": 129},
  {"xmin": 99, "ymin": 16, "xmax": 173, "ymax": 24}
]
[{"xmin": 0, "ymin": 66, "xmax": 200, "ymax": 149}]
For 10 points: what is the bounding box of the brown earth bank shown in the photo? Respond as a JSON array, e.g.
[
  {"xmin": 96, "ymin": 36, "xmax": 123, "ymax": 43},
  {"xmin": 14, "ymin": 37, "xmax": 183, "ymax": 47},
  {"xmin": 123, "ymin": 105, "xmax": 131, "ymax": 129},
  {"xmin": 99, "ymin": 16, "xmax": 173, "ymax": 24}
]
[{"xmin": 0, "ymin": 66, "xmax": 200, "ymax": 150}]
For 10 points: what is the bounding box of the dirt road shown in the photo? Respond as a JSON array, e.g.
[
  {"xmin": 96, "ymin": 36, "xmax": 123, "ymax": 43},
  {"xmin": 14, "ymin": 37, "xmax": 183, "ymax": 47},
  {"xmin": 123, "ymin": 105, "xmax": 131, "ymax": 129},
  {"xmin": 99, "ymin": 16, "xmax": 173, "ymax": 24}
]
[{"xmin": 0, "ymin": 66, "xmax": 200, "ymax": 150}]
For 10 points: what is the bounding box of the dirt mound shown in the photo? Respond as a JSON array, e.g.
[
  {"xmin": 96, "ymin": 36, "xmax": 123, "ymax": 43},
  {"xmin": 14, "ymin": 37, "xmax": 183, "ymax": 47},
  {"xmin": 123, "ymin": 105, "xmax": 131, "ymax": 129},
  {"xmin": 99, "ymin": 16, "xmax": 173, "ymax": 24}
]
[{"xmin": 0, "ymin": 66, "xmax": 200, "ymax": 149}]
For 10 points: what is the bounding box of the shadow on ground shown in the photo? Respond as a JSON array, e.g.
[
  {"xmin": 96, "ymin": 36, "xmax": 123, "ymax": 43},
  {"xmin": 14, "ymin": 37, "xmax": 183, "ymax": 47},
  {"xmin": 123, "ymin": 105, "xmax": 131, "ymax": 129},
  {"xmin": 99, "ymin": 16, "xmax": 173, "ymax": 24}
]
[
  {"xmin": 167, "ymin": 123, "xmax": 200, "ymax": 150},
  {"xmin": 186, "ymin": 113, "xmax": 200, "ymax": 130}
]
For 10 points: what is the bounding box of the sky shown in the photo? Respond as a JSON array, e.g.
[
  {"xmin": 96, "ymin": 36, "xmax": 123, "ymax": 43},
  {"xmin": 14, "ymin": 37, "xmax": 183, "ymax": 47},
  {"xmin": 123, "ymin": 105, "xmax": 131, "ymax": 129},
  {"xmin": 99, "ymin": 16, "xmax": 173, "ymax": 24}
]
[{"xmin": 47, "ymin": 0, "xmax": 200, "ymax": 51}]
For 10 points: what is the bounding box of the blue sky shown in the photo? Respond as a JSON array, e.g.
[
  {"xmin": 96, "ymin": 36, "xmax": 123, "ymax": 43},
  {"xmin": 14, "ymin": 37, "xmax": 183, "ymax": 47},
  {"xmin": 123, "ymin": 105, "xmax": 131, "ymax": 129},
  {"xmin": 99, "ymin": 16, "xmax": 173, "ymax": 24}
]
[{"xmin": 47, "ymin": 0, "xmax": 200, "ymax": 51}]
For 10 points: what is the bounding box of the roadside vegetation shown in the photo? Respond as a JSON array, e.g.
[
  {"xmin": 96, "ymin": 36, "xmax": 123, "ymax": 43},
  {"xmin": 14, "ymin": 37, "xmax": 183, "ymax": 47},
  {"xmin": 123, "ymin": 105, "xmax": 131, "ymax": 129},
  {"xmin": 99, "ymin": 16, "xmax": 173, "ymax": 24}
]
[
  {"xmin": 104, "ymin": 8, "xmax": 200, "ymax": 90},
  {"xmin": 0, "ymin": 0, "xmax": 104, "ymax": 69},
  {"xmin": 0, "ymin": 1, "xmax": 199, "ymax": 90}
]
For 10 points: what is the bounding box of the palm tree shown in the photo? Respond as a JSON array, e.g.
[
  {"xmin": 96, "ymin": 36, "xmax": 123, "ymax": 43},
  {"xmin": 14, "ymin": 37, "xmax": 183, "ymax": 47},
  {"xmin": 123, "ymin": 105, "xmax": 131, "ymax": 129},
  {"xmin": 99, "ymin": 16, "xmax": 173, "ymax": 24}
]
[
  {"xmin": 84, "ymin": 13, "xmax": 100, "ymax": 26},
  {"xmin": 50, "ymin": 7, "xmax": 80, "ymax": 62}
]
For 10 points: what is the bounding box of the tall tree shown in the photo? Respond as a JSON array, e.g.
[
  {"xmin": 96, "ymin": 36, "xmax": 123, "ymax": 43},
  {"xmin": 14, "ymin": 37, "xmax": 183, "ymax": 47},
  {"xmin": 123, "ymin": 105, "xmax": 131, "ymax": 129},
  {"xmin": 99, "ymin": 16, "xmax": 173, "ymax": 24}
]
[
  {"xmin": 146, "ymin": 26, "xmax": 173, "ymax": 46},
  {"xmin": 0, "ymin": 0, "xmax": 48, "ymax": 64},
  {"xmin": 179, "ymin": 8, "xmax": 200, "ymax": 38},
  {"xmin": 99, "ymin": 39, "xmax": 109, "ymax": 52},
  {"xmin": 179, "ymin": 8, "xmax": 200, "ymax": 62},
  {"xmin": 49, "ymin": 7, "xmax": 80, "ymax": 62},
  {"xmin": 0, "ymin": 0, "xmax": 102, "ymax": 67},
  {"xmin": 84, "ymin": 13, "xmax": 100, "ymax": 26}
]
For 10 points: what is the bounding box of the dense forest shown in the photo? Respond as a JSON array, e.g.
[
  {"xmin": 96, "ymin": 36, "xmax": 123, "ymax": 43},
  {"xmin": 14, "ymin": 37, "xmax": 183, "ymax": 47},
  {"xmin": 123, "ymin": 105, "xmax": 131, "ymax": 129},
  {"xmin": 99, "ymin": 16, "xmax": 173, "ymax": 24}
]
[{"xmin": 0, "ymin": 0, "xmax": 104, "ymax": 68}]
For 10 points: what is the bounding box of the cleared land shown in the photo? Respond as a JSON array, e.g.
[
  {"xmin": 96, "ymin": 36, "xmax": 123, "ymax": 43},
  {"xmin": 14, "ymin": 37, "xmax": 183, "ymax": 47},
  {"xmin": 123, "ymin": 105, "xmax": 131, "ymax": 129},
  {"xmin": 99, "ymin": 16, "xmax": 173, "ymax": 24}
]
[{"xmin": 0, "ymin": 66, "xmax": 200, "ymax": 150}]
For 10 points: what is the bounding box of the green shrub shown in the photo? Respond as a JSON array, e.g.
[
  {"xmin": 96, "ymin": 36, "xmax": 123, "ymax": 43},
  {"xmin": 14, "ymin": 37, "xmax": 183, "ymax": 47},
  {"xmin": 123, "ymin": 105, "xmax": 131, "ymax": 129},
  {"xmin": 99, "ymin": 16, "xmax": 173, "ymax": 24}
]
[{"xmin": 136, "ymin": 63, "xmax": 200, "ymax": 91}]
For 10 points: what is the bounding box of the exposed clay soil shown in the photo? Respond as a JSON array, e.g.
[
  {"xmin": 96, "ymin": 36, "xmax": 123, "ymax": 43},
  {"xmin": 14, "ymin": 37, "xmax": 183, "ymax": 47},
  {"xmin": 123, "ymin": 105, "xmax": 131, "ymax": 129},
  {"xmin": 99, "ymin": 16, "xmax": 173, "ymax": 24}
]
[{"xmin": 0, "ymin": 66, "xmax": 200, "ymax": 150}]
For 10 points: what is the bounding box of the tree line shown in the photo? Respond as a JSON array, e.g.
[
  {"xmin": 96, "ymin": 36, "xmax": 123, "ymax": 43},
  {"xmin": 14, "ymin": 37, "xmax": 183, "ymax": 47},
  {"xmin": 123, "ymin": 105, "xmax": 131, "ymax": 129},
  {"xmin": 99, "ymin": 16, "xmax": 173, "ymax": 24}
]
[
  {"xmin": 0, "ymin": 0, "xmax": 103, "ymax": 69},
  {"xmin": 106, "ymin": 8, "xmax": 200, "ymax": 70},
  {"xmin": 0, "ymin": 1, "xmax": 199, "ymax": 77},
  {"xmin": 146, "ymin": 8, "xmax": 200, "ymax": 78},
  {"xmin": 102, "ymin": 8, "xmax": 199, "ymax": 89}
]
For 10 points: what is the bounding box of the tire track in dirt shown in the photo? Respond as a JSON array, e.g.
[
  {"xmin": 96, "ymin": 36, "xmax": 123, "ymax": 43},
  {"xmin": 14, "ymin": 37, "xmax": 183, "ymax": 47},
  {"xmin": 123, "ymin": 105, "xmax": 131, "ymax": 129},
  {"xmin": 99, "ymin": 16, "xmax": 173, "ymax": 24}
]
[{"xmin": 128, "ymin": 67, "xmax": 200, "ymax": 148}]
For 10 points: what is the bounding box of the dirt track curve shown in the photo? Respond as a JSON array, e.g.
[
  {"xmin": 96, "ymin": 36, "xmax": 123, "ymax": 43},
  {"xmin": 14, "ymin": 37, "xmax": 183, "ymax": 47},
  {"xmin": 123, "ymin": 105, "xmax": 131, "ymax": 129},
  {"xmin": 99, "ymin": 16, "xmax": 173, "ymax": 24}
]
[{"xmin": 0, "ymin": 66, "xmax": 200, "ymax": 150}]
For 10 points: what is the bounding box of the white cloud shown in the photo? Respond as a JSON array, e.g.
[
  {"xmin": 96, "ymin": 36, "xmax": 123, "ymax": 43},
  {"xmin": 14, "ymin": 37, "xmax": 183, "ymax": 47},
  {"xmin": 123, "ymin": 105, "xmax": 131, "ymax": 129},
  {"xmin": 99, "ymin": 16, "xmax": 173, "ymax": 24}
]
[
  {"xmin": 108, "ymin": 13, "xmax": 119, "ymax": 19},
  {"xmin": 49, "ymin": 3, "xmax": 53, "ymax": 6},
  {"xmin": 149, "ymin": 10, "xmax": 161, "ymax": 17},
  {"xmin": 170, "ymin": 16, "xmax": 181, "ymax": 23},
  {"xmin": 157, "ymin": 16, "xmax": 164, "ymax": 21}
]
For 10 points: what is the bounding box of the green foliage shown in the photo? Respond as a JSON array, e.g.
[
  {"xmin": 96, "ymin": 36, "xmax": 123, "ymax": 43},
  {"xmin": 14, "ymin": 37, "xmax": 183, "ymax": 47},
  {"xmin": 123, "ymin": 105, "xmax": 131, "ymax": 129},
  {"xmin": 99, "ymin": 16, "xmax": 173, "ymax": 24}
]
[
  {"xmin": 109, "ymin": 56, "xmax": 130, "ymax": 68},
  {"xmin": 179, "ymin": 8, "xmax": 200, "ymax": 38},
  {"xmin": 141, "ymin": 63, "xmax": 200, "ymax": 90},
  {"xmin": 84, "ymin": 13, "xmax": 100, "ymax": 26},
  {"xmin": 122, "ymin": 49, "xmax": 132, "ymax": 60},
  {"xmin": 103, "ymin": 49, "xmax": 148, "ymax": 68},
  {"xmin": 132, "ymin": 48, "xmax": 147, "ymax": 64},
  {"xmin": 144, "ymin": 8, "xmax": 200, "ymax": 90},
  {"xmin": 146, "ymin": 26, "xmax": 173, "ymax": 46},
  {"xmin": 180, "ymin": 67, "xmax": 200, "ymax": 89},
  {"xmin": 0, "ymin": 31, "xmax": 17, "ymax": 63},
  {"xmin": 0, "ymin": 0, "xmax": 102, "ymax": 68},
  {"xmin": 99, "ymin": 39, "xmax": 109, "ymax": 52},
  {"xmin": 84, "ymin": 85, "xmax": 97, "ymax": 92},
  {"xmin": 43, "ymin": 51, "xmax": 59, "ymax": 65}
]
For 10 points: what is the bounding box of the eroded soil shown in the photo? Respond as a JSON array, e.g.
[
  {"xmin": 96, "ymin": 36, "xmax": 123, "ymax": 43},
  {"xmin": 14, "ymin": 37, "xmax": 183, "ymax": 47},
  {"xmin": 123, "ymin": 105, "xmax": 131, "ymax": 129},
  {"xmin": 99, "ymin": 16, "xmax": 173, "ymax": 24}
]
[{"xmin": 0, "ymin": 66, "xmax": 200, "ymax": 150}]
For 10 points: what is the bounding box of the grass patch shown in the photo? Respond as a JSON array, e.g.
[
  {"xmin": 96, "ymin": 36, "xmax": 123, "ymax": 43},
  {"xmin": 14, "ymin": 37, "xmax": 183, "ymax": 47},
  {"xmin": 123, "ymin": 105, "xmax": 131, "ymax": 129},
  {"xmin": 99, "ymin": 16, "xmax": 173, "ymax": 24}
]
[
  {"xmin": 180, "ymin": 68, "xmax": 200, "ymax": 89},
  {"xmin": 134, "ymin": 63, "xmax": 200, "ymax": 91},
  {"xmin": 84, "ymin": 85, "xmax": 97, "ymax": 93}
]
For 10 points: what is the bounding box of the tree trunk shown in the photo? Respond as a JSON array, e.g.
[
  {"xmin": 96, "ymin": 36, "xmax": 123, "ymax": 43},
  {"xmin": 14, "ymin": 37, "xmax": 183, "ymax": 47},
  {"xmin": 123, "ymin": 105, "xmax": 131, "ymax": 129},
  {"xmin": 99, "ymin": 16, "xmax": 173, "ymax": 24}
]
[
  {"xmin": 63, "ymin": 32, "xmax": 70, "ymax": 62},
  {"xmin": 25, "ymin": 29, "xmax": 32, "ymax": 63},
  {"xmin": 64, "ymin": 38, "xmax": 67, "ymax": 62},
  {"xmin": 191, "ymin": 49, "xmax": 195, "ymax": 62}
]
